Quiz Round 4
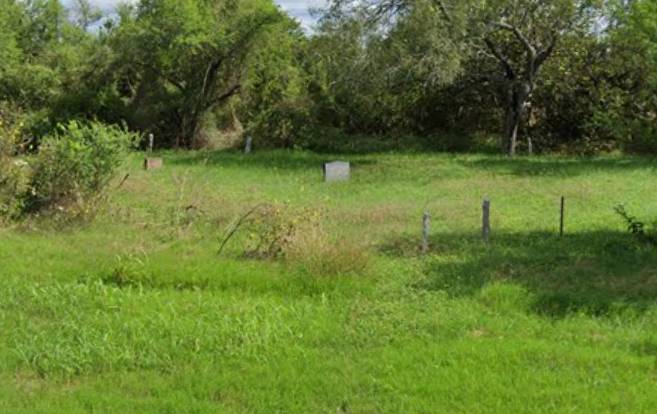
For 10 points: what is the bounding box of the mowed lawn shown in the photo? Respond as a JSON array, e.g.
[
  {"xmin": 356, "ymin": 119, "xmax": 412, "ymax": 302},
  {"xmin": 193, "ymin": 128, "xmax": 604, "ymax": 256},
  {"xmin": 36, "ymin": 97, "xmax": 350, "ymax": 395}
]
[{"xmin": 1, "ymin": 150, "xmax": 657, "ymax": 413}]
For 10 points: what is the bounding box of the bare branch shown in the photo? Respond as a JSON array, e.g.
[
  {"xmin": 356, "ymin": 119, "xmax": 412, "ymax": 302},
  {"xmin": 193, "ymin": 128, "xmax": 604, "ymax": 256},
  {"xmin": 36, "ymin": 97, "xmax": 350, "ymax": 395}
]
[{"xmin": 218, "ymin": 203, "xmax": 268, "ymax": 255}]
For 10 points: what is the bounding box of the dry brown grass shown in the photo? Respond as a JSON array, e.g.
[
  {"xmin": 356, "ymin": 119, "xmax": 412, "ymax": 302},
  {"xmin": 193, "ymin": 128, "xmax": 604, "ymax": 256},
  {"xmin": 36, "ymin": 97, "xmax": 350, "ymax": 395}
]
[{"xmin": 286, "ymin": 223, "xmax": 370, "ymax": 277}]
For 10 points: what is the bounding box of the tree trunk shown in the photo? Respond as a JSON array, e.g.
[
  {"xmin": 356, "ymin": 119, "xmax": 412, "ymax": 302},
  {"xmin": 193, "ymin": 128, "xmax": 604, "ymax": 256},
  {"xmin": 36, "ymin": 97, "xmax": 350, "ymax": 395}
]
[
  {"xmin": 503, "ymin": 81, "xmax": 532, "ymax": 156},
  {"xmin": 504, "ymin": 106, "xmax": 520, "ymax": 156},
  {"xmin": 483, "ymin": 21, "xmax": 557, "ymax": 157}
]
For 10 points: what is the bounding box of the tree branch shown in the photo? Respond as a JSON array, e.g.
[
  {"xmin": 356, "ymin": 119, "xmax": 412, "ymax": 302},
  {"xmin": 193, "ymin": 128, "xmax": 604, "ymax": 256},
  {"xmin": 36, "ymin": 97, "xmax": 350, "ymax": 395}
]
[
  {"xmin": 484, "ymin": 37, "xmax": 515, "ymax": 79},
  {"xmin": 494, "ymin": 22, "xmax": 536, "ymax": 57},
  {"xmin": 535, "ymin": 35, "xmax": 558, "ymax": 69},
  {"xmin": 210, "ymin": 83, "xmax": 241, "ymax": 106}
]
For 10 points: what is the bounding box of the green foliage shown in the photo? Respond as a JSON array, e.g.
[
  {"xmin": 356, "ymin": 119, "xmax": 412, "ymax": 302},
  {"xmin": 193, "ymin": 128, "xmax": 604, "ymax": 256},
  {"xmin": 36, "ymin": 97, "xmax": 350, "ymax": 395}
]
[
  {"xmin": 626, "ymin": 0, "xmax": 657, "ymax": 85},
  {"xmin": 241, "ymin": 204, "xmax": 320, "ymax": 259},
  {"xmin": 2, "ymin": 0, "xmax": 657, "ymax": 154},
  {"xmin": 615, "ymin": 204, "xmax": 657, "ymax": 246},
  {"xmin": 304, "ymin": 17, "xmax": 419, "ymax": 136},
  {"xmin": 108, "ymin": 0, "xmax": 292, "ymax": 148},
  {"xmin": 25, "ymin": 121, "xmax": 137, "ymax": 216},
  {"xmin": 240, "ymin": 16, "xmax": 308, "ymax": 148},
  {"xmin": 0, "ymin": 103, "xmax": 29, "ymax": 220}
]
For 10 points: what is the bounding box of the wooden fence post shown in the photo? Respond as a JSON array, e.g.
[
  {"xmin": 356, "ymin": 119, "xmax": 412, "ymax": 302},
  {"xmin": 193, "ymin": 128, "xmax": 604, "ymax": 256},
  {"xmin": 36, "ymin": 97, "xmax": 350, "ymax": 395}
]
[
  {"xmin": 422, "ymin": 212, "xmax": 431, "ymax": 254},
  {"xmin": 560, "ymin": 196, "xmax": 565, "ymax": 237},
  {"xmin": 482, "ymin": 198, "xmax": 490, "ymax": 242}
]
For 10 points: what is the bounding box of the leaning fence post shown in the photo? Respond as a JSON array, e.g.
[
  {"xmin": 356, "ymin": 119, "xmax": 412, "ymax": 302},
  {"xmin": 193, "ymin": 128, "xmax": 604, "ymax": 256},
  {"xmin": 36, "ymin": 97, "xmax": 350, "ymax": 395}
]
[
  {"xmin": 482, "ymin": 198, "xmax": 491, "ymax": 242},
  {"xmin": 560, "ymin": 196, "xmax": 565, "ymax": 237},
  {"xmin": 422, "ymin": 212, "xmax": 431, "ymax": 254}
]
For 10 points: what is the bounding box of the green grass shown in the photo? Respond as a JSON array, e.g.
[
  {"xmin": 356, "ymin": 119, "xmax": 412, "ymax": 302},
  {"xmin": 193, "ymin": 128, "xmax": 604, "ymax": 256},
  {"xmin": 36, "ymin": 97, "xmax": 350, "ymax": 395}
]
[{"xmin": 1, "ymin": 150, "xmax": 657, "ymax": 413}]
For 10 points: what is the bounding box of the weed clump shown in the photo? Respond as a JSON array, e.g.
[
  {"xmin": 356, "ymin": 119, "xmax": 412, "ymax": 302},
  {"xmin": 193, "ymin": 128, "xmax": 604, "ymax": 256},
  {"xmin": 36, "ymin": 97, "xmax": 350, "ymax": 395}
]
[
  {"xmin": 220, "ymin": 203, "xmax": 370, "ymax": 277},
  {"xmin": 100, "ymin": 253, "xmax": 154, "ymax": 288},
  {"xmin": 286, "ymin": 222, "xmax": 370, "ymax": 278},
  {"xmin": 615, "ymin": 204, "xmax": 657, "ymax": 246}
]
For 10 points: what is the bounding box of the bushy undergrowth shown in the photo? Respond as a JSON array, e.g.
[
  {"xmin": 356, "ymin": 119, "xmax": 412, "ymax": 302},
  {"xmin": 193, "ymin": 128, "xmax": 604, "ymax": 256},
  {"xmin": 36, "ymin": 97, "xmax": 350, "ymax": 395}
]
[
  {"xmin": 1, "ymin": 119, "xmax": 137, "ymax": 223},
  {"xmin": 0, "ymin": 106, "xmax": 30, "ymax": 220},
  {"xmin": 292, "ymin": 126, "xmax": 497, "ymax": 154}
]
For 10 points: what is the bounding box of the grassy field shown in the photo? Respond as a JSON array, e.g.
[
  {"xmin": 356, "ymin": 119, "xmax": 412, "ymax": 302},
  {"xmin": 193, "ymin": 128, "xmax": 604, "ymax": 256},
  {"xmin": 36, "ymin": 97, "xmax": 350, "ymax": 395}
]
[{"xmin": 1, "ymin": 150, "xmax": 657, "ymax": 413}]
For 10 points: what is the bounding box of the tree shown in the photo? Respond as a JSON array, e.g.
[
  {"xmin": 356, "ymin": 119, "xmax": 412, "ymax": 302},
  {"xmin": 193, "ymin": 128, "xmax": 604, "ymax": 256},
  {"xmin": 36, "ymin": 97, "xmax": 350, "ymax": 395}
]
[
  {"xmin": 624, "ymin": 0, "xmax": 657, "ymax": 84},
  {"xmin": 108, "ymin": 0, "xmax": 287, "ymax": 148},
  {"xmin": 70, "ymin": 0, "xmax": 103, "ymax": 31},
  {"xmin": 240, "ymin": 15, "xmax": 307, "ymax": 148},
  {"xmin": 327, "ymin": 0, "xmax": 602, "ymax": 155},
  {"xmin": 585, "ymin": 0, "xmax": 657, "ymax": 153},
  {"xmin": 0, "ymin": 1, "xmax": 22, "ymax": 81},
  {"xmin": 0, "ymin": 0, "xmax": 110, "ymax": 136}
]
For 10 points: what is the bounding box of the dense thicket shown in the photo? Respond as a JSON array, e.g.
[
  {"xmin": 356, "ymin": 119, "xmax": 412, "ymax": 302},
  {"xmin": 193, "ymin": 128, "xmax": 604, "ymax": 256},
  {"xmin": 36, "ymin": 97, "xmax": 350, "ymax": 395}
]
[
  {"xmin": 0, "ymin": 0, "xmax": 656, "ymax": 154},
  {"xmin": 314, "ymin": 0, "xmax": 657, "ymax": 154}
]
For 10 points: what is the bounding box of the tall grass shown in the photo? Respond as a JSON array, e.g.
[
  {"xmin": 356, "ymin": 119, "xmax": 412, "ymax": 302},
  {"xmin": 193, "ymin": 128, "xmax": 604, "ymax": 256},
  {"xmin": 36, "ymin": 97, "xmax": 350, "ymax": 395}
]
[{"xmin": 1, "ymin": 150, "xmax": 657, "ymax": 413}]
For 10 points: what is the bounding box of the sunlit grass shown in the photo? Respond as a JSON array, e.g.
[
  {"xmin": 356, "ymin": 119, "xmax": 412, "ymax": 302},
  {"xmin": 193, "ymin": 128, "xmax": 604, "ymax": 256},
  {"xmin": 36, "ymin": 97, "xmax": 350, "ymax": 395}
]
[{"xmin": 1, "ymin": 150, "xmax": 656, "ymax": 413}]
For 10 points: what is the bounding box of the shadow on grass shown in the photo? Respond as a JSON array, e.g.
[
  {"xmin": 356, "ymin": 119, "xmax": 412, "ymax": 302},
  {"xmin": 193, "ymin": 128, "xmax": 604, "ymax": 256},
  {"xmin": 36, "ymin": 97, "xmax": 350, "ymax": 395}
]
[
  {"xmin": 380, "ymin": 230, "xmax": 657, "ymax": 317},
  {"xmin": 165, "ymin": 149, "xmax": 378, "ymax": 172},
  {"xmin": 459, "ymin": 156, "xmax": 657, "ymax": 178}
]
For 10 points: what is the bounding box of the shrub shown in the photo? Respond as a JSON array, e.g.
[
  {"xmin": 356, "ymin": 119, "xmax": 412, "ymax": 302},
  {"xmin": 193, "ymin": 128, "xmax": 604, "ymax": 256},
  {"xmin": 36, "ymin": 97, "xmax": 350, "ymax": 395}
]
[
  {"xmin": 295, "ymin": 126, "xmax": 490, "ymax": 154},
  {"xmin": 25, "ymin": 121, "xmax": 138, "ymax": 216},
  {"xmin": 248, "ymin": 104, "xmax": 307, "ymax": 149},
  {"xmin": 241, "ymin": 204, "xmax": 322, "ymax": 259},
  {"xmin": 219, "ymin": 203, "xmax": 370, "ymax": 276},
  {"xmin": 0, "ymin": 105, "xmax": 30, "ymax": 221},
  {"xmin": 587, "ymin": 107, "xmax": 657, "ymax": 155}
]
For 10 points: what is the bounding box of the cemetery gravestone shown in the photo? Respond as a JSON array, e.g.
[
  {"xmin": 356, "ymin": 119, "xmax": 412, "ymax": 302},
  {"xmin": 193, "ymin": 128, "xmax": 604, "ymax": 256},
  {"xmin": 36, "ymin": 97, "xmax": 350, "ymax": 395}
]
[
  {"xmin": 324, "ymin": 161, "xmax": 350, "ymax": 182},
  {"xmin": 144, "ymin": 133, "xmax": 164, "ymax": 170},
  {"xmin": 148, "ymin": 133, "xmax": 154, "ymax": 153},
  {"xmin": 244, "ymin": 136, "xmax": 253, "ymax": 154},
  {"xmin": 144, "ymin": 158, "xmax": 163, "ymax": 170}
]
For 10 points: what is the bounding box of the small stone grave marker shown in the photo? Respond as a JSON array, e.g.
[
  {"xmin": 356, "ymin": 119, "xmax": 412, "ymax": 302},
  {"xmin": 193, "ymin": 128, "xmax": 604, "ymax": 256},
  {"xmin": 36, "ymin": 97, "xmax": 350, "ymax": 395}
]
[
  {"xmin": 144, "ymin": 158, "xmax": 163, "ymax": 170},
  {"xmin": 144, "ymin": 133, "xmax": 163, "ymax": 170},
  {"xmin": 323, "ymin": 161, "xmax": 350, "ymax": 182}
]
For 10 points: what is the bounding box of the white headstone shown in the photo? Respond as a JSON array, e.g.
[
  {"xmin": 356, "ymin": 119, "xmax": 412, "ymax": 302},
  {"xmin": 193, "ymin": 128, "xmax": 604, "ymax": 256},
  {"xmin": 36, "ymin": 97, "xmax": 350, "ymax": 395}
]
[
  {"xmin": 324, "ymin": 161, "xmax": 350, "ymax": 182},
  {"xmin": 148, "ymin": 133, "xmax": 154, "ymax": 153},
  {"xmin": 244, "ymin": 136, "xmax": 253, "ymax": 154},
  {"xmin": 528, "ymin": 137, "xmax": 533, "ymax": 156}
]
